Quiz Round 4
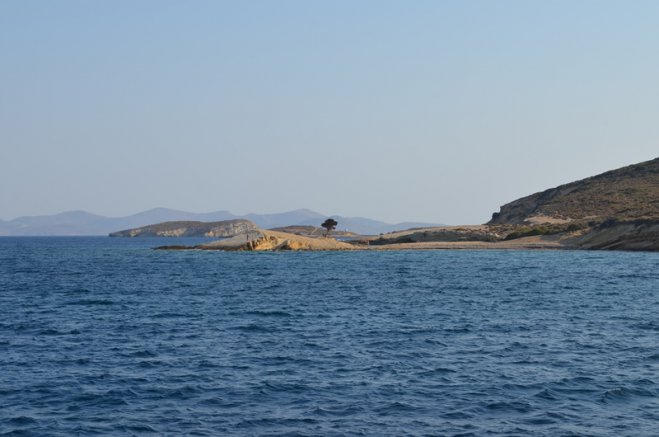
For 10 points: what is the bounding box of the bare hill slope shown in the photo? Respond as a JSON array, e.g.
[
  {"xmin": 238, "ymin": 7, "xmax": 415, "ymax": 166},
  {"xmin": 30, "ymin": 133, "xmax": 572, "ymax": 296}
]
[{"xmin": 489, "ymin": 157, "xmax": 659, "ymax": 225}]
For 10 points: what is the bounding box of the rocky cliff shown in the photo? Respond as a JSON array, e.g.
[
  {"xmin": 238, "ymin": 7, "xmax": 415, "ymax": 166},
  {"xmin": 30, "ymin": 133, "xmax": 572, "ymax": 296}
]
[
  {"xmin": 489, "ymin": 157, "xmax": 659, "ymax": 225},
  {"xmin": 109, "ymin": 219, "xmax": 257, "ymax": 238},
  {"xmin": 568, "ymin": 219, "xmax": 659, "ymax": 251}
]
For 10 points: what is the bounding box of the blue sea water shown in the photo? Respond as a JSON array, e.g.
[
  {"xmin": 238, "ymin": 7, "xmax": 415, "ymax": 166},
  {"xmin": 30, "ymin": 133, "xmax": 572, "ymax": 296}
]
[{"xmin": 1, "ymin": 237, "xmax": 659, "ymax": 436}]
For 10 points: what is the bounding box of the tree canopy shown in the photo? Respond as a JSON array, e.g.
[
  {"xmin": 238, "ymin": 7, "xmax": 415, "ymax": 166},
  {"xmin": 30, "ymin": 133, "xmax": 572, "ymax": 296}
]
[{"xmin": 321, "ymin": 218, "xmax": 338, "ymax": 237}]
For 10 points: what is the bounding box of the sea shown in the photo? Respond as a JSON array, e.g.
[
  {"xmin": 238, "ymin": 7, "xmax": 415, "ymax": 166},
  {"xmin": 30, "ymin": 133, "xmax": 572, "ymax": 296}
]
[{"xmin": 1, "ymin": 237, "xmax": 659, "ymax": 436}]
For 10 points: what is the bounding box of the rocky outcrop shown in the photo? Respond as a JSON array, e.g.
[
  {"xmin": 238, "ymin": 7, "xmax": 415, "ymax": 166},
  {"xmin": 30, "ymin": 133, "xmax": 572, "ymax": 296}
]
[
  {"xmin": 489, "ymin": 157, "xmax": 659, "ymax": 225},
  {"xmin": 568, "ymin": 219, "xmax": 659, "ymax": 251},
  {"xmin": 156, "ymin": 230, "xmax": 358, "ymax": 251},
  {"xmin": 367, "ymin": 226, "xmax": 502, "ymax": 245},
  {"xmin": 109, "ymin": 219, "xmax": 257, "ymax": 238},
  {"xmin": 198, "ymin": 230, "xmax": 357, "ymax": 251}
]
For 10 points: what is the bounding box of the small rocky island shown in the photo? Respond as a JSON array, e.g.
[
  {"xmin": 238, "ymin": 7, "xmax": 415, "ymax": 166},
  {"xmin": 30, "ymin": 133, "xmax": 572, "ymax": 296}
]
[
  {"xmin": 110, "ymin": 219, "xmax": 257, "ymax": 238},
  {"xmin": 113, "ymin": 157, "xmax": 659, "ymax": 252}
]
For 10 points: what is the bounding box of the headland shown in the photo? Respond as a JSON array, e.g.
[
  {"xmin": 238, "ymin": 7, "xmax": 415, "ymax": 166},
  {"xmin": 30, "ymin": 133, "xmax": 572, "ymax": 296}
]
[{"xmin": 132, "ymin": 157, "xmax": 659, "ymax": 252}]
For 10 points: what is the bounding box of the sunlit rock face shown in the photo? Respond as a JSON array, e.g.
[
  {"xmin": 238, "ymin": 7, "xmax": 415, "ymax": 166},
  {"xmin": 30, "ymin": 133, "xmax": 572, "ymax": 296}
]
[{"xmin": 109, "ymin": 219, "xmax": 258, "ymax": 238}]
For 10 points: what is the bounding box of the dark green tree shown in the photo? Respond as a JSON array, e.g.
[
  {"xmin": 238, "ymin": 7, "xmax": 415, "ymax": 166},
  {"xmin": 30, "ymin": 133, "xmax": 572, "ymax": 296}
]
[{"xmin": 321, "ymin": 218, "xmax": 338, "ymax": 237}]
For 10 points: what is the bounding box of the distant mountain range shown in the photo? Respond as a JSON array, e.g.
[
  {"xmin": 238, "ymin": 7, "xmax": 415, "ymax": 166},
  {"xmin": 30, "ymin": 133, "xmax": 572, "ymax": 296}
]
[{"xmin": 0, "ymin": 208, "xmax": 442, "ymax": 236}]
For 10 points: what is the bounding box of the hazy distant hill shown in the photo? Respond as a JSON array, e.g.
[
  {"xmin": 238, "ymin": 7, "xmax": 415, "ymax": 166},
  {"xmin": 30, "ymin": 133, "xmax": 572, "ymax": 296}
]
[
  {"xmin": 295, "ymin": 216, "xmax": 441, "ymax": 235},
  {"xmin": 489, "ymin": 157, "xmax": 659, "ymax": 225},
  {"xmin": 0, "ymin": 211, "xmax": 112, "ymax": 236},
  {"xmin": 0, "ymin": 208, "xmax": 443, "ymax": 236},
  {"xmin": 243, "ymin": 209, "xmax": 326, "ymax": 229}
]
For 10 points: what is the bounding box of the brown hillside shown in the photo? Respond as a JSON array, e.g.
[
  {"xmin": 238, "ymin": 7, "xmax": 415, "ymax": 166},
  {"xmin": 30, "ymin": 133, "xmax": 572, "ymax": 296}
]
[{"xmin": 489, "ymin": 157, "xmax": 659, "ymax": 224}]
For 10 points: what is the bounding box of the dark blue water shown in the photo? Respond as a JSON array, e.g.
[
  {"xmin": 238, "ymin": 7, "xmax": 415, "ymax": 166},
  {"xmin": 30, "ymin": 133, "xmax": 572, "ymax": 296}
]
[{"xmin": 1, "ymin": 237, "xmax": 659, "ymax": 436}]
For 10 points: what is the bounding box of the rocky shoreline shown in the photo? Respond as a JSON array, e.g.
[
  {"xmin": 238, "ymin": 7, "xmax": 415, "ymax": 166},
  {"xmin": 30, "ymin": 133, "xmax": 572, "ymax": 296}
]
[
  {"xmin": 154, "ymin": 227, "xmax": 569, "ymax": 252},
  {"xmin": 150, "ymin": 157, "xmax": 658, "ymax": 252},
  {"xmin": 153, "ymin": 219, "xmax": 659, "ymax": 253}
]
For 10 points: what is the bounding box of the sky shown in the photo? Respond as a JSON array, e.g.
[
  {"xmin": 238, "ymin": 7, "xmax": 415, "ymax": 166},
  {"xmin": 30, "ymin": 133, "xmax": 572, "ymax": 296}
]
[{"xmin": 1, "ymin": 0, "xmax": 658, "ymax": 225}]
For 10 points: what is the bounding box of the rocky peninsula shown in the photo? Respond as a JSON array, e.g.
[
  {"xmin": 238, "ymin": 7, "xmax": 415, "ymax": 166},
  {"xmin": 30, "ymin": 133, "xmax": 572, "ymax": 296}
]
[{"xmin": 149, "ymin": 157, "xmax": 658, "ymax": 252}]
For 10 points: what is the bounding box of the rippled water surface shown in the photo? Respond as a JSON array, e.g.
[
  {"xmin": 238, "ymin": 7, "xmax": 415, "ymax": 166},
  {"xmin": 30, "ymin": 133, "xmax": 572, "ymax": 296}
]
[{"xmin": 1, "ymin": 237, "xmax": 659, "ymax": 436}]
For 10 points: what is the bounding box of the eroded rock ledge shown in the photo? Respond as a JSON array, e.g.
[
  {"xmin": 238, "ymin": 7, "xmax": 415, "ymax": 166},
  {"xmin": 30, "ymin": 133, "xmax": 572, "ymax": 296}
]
[{"xmin": 156, "ymin": 230, "xmax": 357, "ymax": 251}]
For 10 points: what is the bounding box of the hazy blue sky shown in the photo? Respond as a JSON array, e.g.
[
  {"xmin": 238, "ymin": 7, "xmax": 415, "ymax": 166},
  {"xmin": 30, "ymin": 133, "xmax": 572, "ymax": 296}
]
[{"xmin": 1, "ymin": 1, "xmax": 658, "ymax": 224}]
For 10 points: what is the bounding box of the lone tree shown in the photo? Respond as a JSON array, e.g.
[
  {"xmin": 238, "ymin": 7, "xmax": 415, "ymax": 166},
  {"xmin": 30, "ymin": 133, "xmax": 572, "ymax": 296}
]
[{"xmin": 321, "ymin": 218, "xmax": 338, "ymax": 237}]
